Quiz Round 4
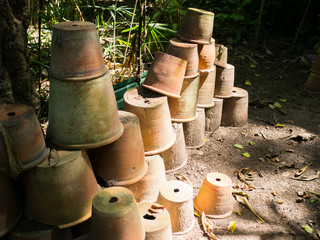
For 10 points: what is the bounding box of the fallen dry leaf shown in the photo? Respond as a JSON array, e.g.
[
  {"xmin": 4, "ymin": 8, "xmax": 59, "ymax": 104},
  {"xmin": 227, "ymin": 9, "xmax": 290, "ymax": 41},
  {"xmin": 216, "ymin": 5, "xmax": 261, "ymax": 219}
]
[
  {"xmin": 271, "ymin": 191, "xmax": 277, "ymax": 196},
  {"xmin": 295, "ymin": 162, "xmax": 312, "ymax": 177},
  {"xmin": 278, "ymin": 200, "xmax": 284, "ymax": 204},
  {"xmin": 291, "ymin": 171, "xmax": 320, "ymax": 181},
  {"xmin": 200, "ymin": 212, "xmax": 220, "ymax": 240}
]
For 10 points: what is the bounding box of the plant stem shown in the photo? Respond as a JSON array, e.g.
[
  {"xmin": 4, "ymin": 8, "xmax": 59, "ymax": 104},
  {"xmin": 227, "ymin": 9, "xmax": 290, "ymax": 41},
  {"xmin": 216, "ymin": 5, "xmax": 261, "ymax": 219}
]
[
  {"xmin": 254, "ymin": 0, "xmax": 265, "ymax": 47},
  {"xmin": 113, "ymin": 0, "xmax": 118, "ymax": 71},
  {"xmin": 307, "ymin": 190, "xmax": 320, "ymax": 197}
]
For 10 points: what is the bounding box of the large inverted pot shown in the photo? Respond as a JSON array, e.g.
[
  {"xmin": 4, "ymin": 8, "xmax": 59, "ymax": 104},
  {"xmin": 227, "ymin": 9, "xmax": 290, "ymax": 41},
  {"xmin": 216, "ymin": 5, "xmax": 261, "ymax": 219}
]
[
  {"xmin": 197, "ymin": 67, "xmax": 216, "ymax": 108},
  {"xmin": 178, "ymin": 8, "xmax": 214, "ymax": 44},
  {"xmin": 0, "ymin": 172, "xmax": 22, "ymax": 237},
  {"xmin": 305, "ymin": 72, "xmax": 320, "ymax": 94},
  {"xmin": 198, "ymin": 38, "xmax": 216, "ymax": 70},
  {"xmin": 142, "ymin": 52, "xmax": 187, "ymax": 99},
  {"xmin": 47, "ymin": 72, "xmax": 124, "ymax": 149},
  {"xmin": 166, "ymin": 37, "xmax": 199, "ymax": 78},
  {"xmin": 90, "ymin": 187, "xmax": 145, "ymax": 240},
  {"xmin": 49, "ymin": 21, "xmax": 108, "ymax": 81},
  {"xmin": 168, "ymin": 75, "xmax": 200, "ymax": 122},
  {"xmin": 23, "ymin": 149, "xmax": 100, "ymax": 228},
  {"xmin": 123, "ymin": 87, "xmax": 176, "ymax": 155},
  {"xmin": 0, "ymin": 104, "xmax": 49, "ymax": 176},
  {"xmin": 88, "ymin": 110, "xmax": 147, "ymax": 186}
]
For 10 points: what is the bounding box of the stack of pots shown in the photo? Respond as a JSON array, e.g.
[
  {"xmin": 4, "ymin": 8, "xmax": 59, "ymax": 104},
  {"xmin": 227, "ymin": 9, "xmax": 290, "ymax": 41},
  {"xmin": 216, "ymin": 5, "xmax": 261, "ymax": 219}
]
[{"xmin": 305, "ymin": 47, "xmax": 320, "ymax": 93}]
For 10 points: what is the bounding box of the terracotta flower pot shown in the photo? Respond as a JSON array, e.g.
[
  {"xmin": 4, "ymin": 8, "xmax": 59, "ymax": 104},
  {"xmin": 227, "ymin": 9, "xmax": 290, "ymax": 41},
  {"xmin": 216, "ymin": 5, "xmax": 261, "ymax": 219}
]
[
  {"xmin": 221, "ymin": 87, "xmax": 248, "ymax": 127},
  {"xmin": 305, "ymin": 72, "xmax": 320, "ymax": 94},
  {"xmin": 166, "ymin": 37, "xmax": 199, "ymax": 78},
  {"xmin": 23, "ymin": 149, "xmax": 100, "ymax": 228},
  {"xmin": 214, "ymin": 64, "xmax": 235, "ymax": 98},
  {"xmin": 160, "ymin": 123, "xmax": 188, "ymax": 172},
  {"xmin": 71, "ymin": 219, "xmax": 91, "ymax": 239},
  {"xmin": 157, "ymin": 180, "xmax": 195, "ymax": 234},
  {"xmin": 49, "ymin": 21, "xmax": 108, "ymax": 81},
  {"xmin": 310, "ymin": 48, "xmax": 320, "ymax": 75},
  {"xmin": 88, "ymin": 111, "xmax": 147, "ymax": 186},
  {"xmin": 0, "ymin": 172, "xmax": 22, "ymax": 237},
  {"xmin": 198, "ymin": 38, "xmax": 216, "ymax": 70},
  {"xmin": 138, "ymin": 202, "xmax": 173, "ymax": 240},
  {"xmin": 90, "ymin": 187, "xmax": 145, "ymax": 240},
  {"xmin": 194, "ymin": 172, "xmax": 233, "ymax": 218},
  {"xmin": 205, "ymin": 98, "xmax": 223, "ymax": 132},
  {"xmin": 10, "ymin": 218, "xmax": 73, "ymax": 240},
  {"xmin": 123, "ymin": 87, "xmax": 176, "ymax": 155},
  {"xmin": 178, "ymin": 8, "xmax": 214, "ymax": 44},
  {"xmin": 215, "ymin": 44, "xmax": 228, "ymax": 68},
  {"xmin": 142, "ymin": 52, "xmax": 187, "ymax": 98},
  {"xmin": 183, "ymin": 108, "xmax": 206, "ymax": 148},
  {"xmin": 125, "ymin": 155, "xmax": 166, "ymax": 202},
  {"xmin": 197, "ymin": 67, "xmax": 216, "ymax": 108},
  {"xmin": 0, "ymin": 104, "xmax": 49, "ymax": 177},
  {"xmin": 47, "ymin": 72, "xmax": 124, "ymax": 149},
  {"xmin": 168, "ymin": 75, "xmax": 200, "ymax": 122}
]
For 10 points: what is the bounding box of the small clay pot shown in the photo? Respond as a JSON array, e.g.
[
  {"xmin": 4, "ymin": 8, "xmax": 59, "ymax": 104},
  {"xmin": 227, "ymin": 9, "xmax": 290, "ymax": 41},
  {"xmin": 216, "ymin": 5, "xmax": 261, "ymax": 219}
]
[
  {"xmin": 23, "ymin": 149, "xmax": 100, "ymax": 228},
  {"xmin": 138, "ymin": 202, "xmax": 172, "ymax": 240},
  {"xmin": 221, "ymin": 87, "xmax": 248, "ymax": 127},
  {"xmin": 125, "ymin": 155, "xmax": 166, "ymax": 202},
  {"xmin": 160, "ymin": 123, "xmax": 188, "ymax": 172},
  {"xmin": 194, "ymin": 172, "xmax": 233, "ymax": 218},
  {"xmin": 168, "ymin": 75, "xmax": 200, "ymax": 123},
  {"xmin": 205, "ymin": 98, "xmax": 223, "ymax": 132},
  {"xmin": 183, "ymin": 108, "xmax": 206, "ymax": 148},
  {"xmin": 166, "ymin": 37, "xmax": 199, "ymax": 78},
  {"xmin": 157, "ymin": 180, "xmax": 195, "ymax": 234},
  {"xmin": 198, "ymin": 38, "xmax": 216, "ymax": 70},
  {"xmin": 48, "ymin": 72, "xmax": 124, "ymax": 149},
  {"xmin": 0, "ymin": 104, "xmax": 49, "ymax": 176},
  {"xmin": 0, "ymin": 172, "xmax": 22, "ymax": 237},
  {"xmin": 215, "ymin": 44, "xmax": 228, "ymax": 68},
  {"xmin": 214, "ymin": 64, "xmax": 235, "ymax": 98},
  {"xmin": 178, "ymin": 8, "xmax": 214, "ymax": 44},
  {"xmin": 123, "ymin": 87, "xmax": 176, "ymax": 155},
  {"xmin": 197, "ymin": 67, "xmax": 216, "ymax": 108},
  {"xmin": 142, "ymin": 52, "xmax": 187, "ymax": 98},
  {"xmin": 10, "ymin": 218, "xmax": 73, "ymax": 240},
  {"xmin": 90, "ymin": 187, "xmax": 145, "ymax": 240},
  {"xmin": 88, "ymin": 111, "xmax": 147, "ymax": 186},
  {"xmin": 49, "ymin": 21, "xmax": 107, "ymax": 81},
  {"xmin": 305, "ymin": 72, "xmax": 320, "ymax": 94},
  {"xmin": 310, "ymin": 49, "xmax": 320, "ymax": 75}
]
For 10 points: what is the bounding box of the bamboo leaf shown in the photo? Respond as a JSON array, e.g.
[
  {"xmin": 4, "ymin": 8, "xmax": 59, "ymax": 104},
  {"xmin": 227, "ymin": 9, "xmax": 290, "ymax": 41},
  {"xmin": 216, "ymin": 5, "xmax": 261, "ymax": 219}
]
[
  {"xmin": 242, "ymin": 152, "xmax": 250, "ymax": 158},
  {"xmin": 302, "ymin": 225, "xmax": 313, "ymax": 234},
  {"xmin": 234, "ymin": 144, "xmax": 244, "ymax": 149}
]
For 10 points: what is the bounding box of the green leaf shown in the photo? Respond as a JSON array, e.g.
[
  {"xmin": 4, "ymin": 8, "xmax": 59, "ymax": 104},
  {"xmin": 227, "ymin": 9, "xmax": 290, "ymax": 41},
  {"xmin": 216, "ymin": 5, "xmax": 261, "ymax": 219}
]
[
  {"xmin": 269, "ymin": 104, "xmax": 276, "ymax": 109},
  {"xmin": 249, "ymin": 142, "xmax": 255, "ymax": 146},
  {"xmin": 242, "ymin": 152, "xmax": 250, "ymax": 158},
  {"xmin": 228, "ymin": 221, "xmax": 236, "ymax": 233},
  {"xmin": 234, "ymin": 144, "xmax": 244, "ymax": 149},
  {"xmin": 274, "ymin": 102, "xmax": 282, "ymax": 108},
  {"xmin": 318, "ymin": 231, "xmax": 320, "ymax": 238},
  {"xmin": 279, "ymin": 98, "xmax": 287, "ymax": 102},
  {"xmin": 250, "ymin": 64, "xmax": 256, "ymax": 68},
  {"xmin": 302, "ymin": 225, "xmax": 313, "ymax": 234},
  {"xmin": 310, "ymin": 199, "xmax": 318, "ymax": 204},
  {"xmin": 245, "ymin": 80, "xmax": 252, "ymax": 86}
]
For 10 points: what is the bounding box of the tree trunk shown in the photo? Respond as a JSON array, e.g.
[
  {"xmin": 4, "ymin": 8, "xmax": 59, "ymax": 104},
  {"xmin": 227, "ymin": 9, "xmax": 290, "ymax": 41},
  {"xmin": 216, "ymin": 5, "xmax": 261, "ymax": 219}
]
[{"xmin": 0, "ymin": 0, "xmax": 39, "ymax": 110}]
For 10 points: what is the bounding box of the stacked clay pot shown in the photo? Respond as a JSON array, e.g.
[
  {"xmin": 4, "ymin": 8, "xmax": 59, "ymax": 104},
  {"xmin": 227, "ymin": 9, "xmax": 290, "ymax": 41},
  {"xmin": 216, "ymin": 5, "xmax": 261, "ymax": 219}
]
[{"xmin": 305, "ymin": 47, "xmax": 320, "ymax": 93}]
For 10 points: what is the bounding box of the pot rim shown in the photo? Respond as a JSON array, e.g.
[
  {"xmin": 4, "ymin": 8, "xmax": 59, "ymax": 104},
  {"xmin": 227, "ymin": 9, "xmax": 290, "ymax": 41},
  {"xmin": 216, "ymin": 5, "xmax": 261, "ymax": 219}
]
[
  {"xmin": 144, "ymin": 132, "xmax": 176, "ymax": 156},
  {"xmin": 141, "ymin": 84, "xmax": 181, "ymax": 99},
  {"xmin": 193, "ymin": 198, "xmax": 233, "ymax": 219}
]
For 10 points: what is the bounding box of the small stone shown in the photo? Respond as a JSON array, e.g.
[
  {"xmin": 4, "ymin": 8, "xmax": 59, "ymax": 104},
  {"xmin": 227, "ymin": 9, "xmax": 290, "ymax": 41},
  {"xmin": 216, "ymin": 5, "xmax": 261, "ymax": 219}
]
[
  {"xmin": 297, "ymin": 191, "xmax": 305, "ymax": 197},
  {"xmin": 278, "ymin": 200, "xmax": 284, "ymax": 204},
  {"xmin": 271, "ymin": 191, "xmax": 277, "ymax": 196}
]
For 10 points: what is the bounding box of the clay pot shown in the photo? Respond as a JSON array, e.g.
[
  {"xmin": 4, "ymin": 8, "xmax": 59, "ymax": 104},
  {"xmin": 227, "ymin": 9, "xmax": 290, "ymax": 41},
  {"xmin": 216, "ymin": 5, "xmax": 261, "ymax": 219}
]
[
  {"xmin": 157, "ymin": 180, "xmax": 195, "ymax": 234},
  {"xmin": 305, "ymin": 72, "xmax": 320, "ymax": 94},
  {"xmin": 10, "ymin": 218, "xmax": 73, "ymax": 240},
  {"xmin": 214, "ymin": 64, "xmax": 235, "ymax": 98},
  {"xmin": 183, "ymin": 108, "xmax": 206, "ymax": 148},
  {"xmin": 123, "ymin": 87, "xmax": 176, "ymax": 155},
  {"xmin": 49, "ymin": 21, "xmax": 107, "ymax": 81},
  {"xmin": 168, "ymin": 75, "xmax": 200, "ymax": 122},
  {"xmin": 138, "ymin": 202, "xmax": 172, "ymax": 240},
  {"xmin": 166, "ymin": 37, "xmax": 199, "ymax": 78},
  {"xmin": 88, "ymin": 111, "xmax": 147, "ymax": 186},
  {"xmin": 198, "ymin": 38, "xmax": 216, "ymax": 70},
  {"xmin": 205, "ymin": 98, "xmax": 223, "ymax": 132},
  {"xmin": 310, "ymin": 49, "xmax": 320, "ymax": 75},
  {"xmin": 47, "ymin": 72, "xmax": 124, "ymax": 149},
  {"xmin": 215, "ymin": 44, "xmax": 228, "ymax": 68},
  {"xmin": 90, "ymin": 187, "xmax": 145, "ymax": 240},
  {"xmin": 194, "ymin": 172, "xmax": 233, "ymax": 218},
  {"xmin": 160, "ymin": 123, "xmax": 188, "ymax": 172},
  {"xmin": 71, "ymin": 219, "xmax": 91, "ymax": 239},
  {"xmin": 221, "ymin": 87, "xmax": 248, "ymax": 127},
  {"xmin": 142, "ymin": 52, "xmax": 187, "ymax": 98},
  {"xmin": 178, "ymin": 8, "xmax": 214, "ymax": 44},
  {"xmin": 0, "ymin": 172, "xmax": 22, "ymax": 237},
  {"xmin": 197, "ymin": 67, "xmax": 216, "ymax": 108},
  {"xmin": 0, "ymin": 104, "xmax": 49, "ymax": 176},
  {"xmin": 125, "ymin": 155, "xmax": 166, "ymax": 202},
  {"xmin": 23, "ymin": 149, "xmax": 100, "ymax": 228}
]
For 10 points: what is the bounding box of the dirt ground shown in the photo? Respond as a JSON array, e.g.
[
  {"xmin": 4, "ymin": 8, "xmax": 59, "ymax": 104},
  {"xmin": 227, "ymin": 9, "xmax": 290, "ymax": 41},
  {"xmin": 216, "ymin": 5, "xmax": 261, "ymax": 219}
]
[{"xmin": 167, "ymin": 44, "xmax": 320, "ymax": 240}]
